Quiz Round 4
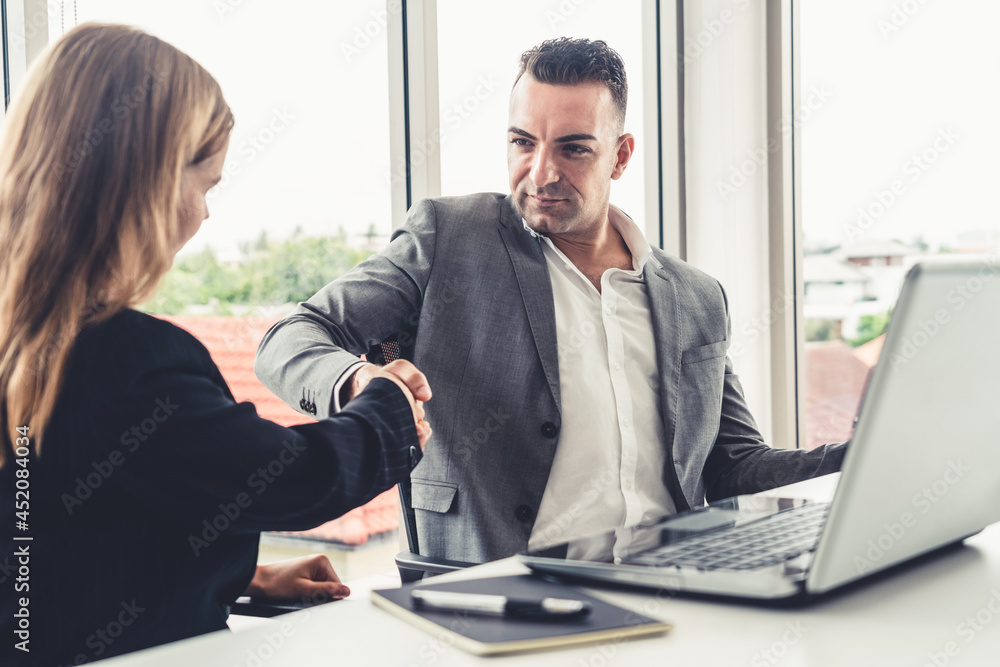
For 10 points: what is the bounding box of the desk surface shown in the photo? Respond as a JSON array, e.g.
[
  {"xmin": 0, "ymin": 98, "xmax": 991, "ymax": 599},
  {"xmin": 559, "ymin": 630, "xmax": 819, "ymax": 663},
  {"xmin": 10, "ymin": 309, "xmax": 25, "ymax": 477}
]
[{"xmin": 105, "ymin": 475, "xmax": 1000, "ymax": 666}]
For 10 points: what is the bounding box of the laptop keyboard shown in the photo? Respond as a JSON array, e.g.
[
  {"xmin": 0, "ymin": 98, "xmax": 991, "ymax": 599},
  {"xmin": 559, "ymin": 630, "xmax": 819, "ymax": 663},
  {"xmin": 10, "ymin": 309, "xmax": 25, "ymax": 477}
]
[{"xmin": 627, "ymin": 502, "xmax": 831, "ymax": 571}]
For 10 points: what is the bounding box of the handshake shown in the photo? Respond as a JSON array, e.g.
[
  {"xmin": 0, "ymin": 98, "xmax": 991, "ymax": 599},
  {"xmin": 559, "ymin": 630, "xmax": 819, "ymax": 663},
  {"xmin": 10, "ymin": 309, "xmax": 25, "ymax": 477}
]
[{"xmin": 345, "ymin": 359, "xmax": 433, "ymax": 450}]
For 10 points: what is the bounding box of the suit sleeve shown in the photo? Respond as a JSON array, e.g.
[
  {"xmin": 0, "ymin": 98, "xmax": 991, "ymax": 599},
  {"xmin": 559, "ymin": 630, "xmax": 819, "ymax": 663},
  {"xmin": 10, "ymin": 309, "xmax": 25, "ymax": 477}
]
[
  {"xmin": 701, "ymin": 283, "xmax": 848, "ymax": 501},
  {"xmin": 105, "ymin": 322, "xmax": 419, "ymax": 533},
  {"xmin": 254, "ymin": 199, "xmax": 440, "ymax": 419}
]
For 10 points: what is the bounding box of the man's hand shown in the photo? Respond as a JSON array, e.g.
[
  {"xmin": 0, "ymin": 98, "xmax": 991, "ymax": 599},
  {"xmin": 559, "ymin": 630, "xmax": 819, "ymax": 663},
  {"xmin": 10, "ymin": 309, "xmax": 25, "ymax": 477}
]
[
  {"xmin": 346, "ymin": 360, "xmax": 432, "ymax": 449},
  {"xmin": 243, "ymin": 554, "xmax": 349, "ymax": 602}
]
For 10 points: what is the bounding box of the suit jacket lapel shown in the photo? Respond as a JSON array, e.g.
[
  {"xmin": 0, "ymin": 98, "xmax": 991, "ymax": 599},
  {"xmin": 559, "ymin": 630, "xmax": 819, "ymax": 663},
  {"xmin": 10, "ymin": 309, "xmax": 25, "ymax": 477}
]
[
  {"xmin": 646, "ymin": 253, "xmax": 682, "ymax": 461},
  {"xmin": 496, "ymin": 195, "xmax": 561, "ymax": 412}
]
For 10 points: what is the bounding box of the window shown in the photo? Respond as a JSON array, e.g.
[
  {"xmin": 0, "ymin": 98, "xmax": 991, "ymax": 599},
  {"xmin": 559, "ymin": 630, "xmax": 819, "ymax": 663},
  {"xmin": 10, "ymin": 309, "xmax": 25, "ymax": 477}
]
[{"xmin": 799, "ymin": 1, "xmax": 998, "ymax": 448}]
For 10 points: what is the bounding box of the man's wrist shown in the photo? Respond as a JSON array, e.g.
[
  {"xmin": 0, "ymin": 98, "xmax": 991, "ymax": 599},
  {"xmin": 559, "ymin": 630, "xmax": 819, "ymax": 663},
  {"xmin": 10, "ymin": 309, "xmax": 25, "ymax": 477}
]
[
  {"xmin": 331, "ymin": 361, "xmax": 368, "ymax": 412},
  {"xmin": 339, "ymin": 371, "xmax": 358, "ymax": 406}
]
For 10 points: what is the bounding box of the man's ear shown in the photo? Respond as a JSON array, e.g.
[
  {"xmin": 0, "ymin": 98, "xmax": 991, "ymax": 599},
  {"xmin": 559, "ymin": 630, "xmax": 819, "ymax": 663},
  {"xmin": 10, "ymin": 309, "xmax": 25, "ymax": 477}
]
[{"xmin": 611, "ymin": 133, "xmax": 635, "ymax": 180}]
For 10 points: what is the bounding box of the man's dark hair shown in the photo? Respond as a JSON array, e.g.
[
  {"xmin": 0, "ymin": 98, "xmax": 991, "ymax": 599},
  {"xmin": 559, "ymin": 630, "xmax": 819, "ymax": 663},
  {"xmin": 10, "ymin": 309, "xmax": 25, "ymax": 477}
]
[{"xmin": 515, "ymin": 37, "xmax": 628, "ymax": 131}]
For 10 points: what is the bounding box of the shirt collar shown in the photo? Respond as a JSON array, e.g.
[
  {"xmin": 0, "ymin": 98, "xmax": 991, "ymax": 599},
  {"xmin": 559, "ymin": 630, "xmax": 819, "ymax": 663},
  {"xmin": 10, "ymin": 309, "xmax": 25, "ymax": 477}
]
[{"xmin": 521, "ymin": 205, "xmax": 655, "ymax": 272}]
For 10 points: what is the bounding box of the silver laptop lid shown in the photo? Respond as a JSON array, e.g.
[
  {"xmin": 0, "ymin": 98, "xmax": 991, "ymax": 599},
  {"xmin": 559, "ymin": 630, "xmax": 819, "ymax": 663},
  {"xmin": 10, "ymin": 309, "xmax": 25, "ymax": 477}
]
[{"xmin": 808, "ymin": 259, "xmax": 1000, "ymax": 593}]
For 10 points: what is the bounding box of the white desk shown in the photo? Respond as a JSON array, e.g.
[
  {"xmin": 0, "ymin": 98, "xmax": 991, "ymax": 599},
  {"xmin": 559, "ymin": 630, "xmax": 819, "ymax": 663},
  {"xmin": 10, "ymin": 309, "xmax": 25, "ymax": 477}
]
[{"xmin": 104, "ymin": 476, "xmax": 1000, "ymax": 666}]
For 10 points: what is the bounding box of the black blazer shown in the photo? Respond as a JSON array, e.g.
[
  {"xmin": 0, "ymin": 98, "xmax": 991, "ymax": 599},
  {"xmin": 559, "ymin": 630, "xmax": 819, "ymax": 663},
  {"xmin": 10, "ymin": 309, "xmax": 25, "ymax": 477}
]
[{"xmin": 0, "ymin": 309, "xmax": 417, "ymax": 665}]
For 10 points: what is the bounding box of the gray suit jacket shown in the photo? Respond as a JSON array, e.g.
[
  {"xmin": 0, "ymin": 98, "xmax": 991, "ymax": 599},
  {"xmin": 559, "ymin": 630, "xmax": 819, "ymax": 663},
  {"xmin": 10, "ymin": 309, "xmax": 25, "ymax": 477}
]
[{"xmin": 255, "ymin": 193, "xmax": 846, "ymax": 563}]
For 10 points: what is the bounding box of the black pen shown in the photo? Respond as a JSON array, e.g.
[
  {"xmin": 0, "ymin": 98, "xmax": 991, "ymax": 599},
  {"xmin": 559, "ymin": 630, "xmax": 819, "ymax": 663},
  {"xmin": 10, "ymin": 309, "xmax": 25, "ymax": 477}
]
[{"xmin": 410, "ymin": 590, "xmax": 592, "ymax": 621}]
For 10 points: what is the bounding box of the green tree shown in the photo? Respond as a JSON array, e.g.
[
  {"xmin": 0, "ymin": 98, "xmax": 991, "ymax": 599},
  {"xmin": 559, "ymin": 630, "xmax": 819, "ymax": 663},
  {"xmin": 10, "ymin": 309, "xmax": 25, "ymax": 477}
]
[
  {"xmin": 141, "ymin": 234, "xmax": 372, "ymax": 315},
  {"xmin": 848, "ymin": 310, "xmax": 891, "ymax": 347},
  {"xmin": 805, "ymin": 319, "xmax": 836, "ymax": 342}
]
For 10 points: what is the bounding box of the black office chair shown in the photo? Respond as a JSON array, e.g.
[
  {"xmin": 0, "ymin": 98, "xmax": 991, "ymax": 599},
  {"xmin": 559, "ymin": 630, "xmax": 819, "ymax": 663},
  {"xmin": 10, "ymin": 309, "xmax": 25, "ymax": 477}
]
[
  {"xmin": 394, "ymin": 473, "xmax": 476, "ymax": 583},
  {"xmin": 371, "ymin": 340, "xmax": 477, "ymax": 583}
]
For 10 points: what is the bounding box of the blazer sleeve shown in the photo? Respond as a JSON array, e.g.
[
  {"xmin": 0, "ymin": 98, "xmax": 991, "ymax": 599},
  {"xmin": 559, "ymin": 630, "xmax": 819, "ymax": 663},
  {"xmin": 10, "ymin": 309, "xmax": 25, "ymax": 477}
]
[
  {"xmin": 700, "ymin": 283, "xmax": 848, "ymax": 501},
  {"xmin": 254, "ymin": 198, "xmax": 440, "ymax": 419},
  {"xmin": 98, "ymin": 318, "xmax": 419, "ymax": 534}
]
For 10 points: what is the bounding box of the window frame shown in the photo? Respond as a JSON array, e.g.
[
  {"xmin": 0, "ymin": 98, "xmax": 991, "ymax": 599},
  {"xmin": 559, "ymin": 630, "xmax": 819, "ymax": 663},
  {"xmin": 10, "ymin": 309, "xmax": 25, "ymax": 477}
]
[
  {"xmin": 3, "ymin": 0, "xmax": 50, "ymax": 109},
  {"xmin": 673, "ymin": 0, "xmax": 802, "ymax": 451},
  {"xmin": 765, "ymin": 0, "xmax": 805, "ymax": 450}
]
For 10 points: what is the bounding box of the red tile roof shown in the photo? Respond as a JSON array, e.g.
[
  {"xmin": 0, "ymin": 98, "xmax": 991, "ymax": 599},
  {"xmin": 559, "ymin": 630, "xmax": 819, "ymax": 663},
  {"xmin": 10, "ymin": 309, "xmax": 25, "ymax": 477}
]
[
  {"xmin": 804, "ymin": 340, "xmax": 879, "ymax": 450},
  {"xmin": 163, "ymin": 315, "xmax": 398, "ymax": 546},
  {"xmin": 853, "ymin": 334, "xmax": 886, "ymax": 368}
]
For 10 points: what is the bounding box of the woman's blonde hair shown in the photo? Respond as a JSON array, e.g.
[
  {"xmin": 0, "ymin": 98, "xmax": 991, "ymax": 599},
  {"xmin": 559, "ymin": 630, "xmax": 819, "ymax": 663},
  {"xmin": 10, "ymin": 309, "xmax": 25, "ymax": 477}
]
[{"xmin": 0, "ymin": 23, "xmax": 233, "ymax": 465}]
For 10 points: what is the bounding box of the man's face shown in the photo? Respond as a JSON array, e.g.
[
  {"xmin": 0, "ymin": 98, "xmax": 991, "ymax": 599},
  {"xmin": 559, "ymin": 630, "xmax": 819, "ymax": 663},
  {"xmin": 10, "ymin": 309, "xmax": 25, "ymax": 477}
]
[{"xmin": 507, "ymin": 74, "xmax": 633, "ymax": 239}]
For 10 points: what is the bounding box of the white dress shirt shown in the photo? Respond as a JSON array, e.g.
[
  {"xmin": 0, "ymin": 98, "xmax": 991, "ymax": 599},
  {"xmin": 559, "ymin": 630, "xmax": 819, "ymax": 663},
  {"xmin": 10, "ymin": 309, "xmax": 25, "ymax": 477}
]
[{"xmin": 526, "ymin": 207, "xmax": 676, "ymax": 559}]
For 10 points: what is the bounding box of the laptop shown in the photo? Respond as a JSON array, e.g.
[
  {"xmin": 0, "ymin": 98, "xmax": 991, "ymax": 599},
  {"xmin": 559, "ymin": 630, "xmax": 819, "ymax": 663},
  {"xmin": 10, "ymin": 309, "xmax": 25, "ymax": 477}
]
[{"xmin": 519, "ymin": 260, "xmax": 1000, "ymax": 600}]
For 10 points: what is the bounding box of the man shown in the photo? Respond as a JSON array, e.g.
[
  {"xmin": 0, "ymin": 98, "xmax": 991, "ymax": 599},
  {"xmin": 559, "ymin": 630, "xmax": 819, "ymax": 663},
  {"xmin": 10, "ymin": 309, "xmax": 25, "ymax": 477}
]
[{"xmin": 255, "ymin": 38, "xmax": 846, "ymax": 563}]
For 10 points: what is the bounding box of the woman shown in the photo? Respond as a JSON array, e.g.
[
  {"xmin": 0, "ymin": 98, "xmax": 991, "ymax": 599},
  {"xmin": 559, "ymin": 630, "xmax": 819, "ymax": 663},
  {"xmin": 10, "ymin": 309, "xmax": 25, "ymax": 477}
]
[{"xmin": 0, "ymin": 23, "xmax": 430, "ymax": 665}]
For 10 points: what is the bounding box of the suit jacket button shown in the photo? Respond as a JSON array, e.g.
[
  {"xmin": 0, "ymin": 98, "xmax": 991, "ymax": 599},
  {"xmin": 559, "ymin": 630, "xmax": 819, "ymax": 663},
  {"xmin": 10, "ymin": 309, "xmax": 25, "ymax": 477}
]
[
  {"xmin": 515, "ymin": 505, "xmax": 534, "ymax": 522},
  {"xmin": 540, "ymin": 422, "xmax": 558, "ymax": 439}
]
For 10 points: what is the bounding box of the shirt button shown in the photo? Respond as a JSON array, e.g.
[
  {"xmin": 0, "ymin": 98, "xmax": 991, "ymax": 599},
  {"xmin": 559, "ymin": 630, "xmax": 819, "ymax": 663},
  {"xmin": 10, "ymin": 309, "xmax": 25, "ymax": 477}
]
[
  {"xmin": 540, "ymin": 422, "xmax": 559, "ymax": 439},
  {"xmin": 624, "ymin": 480, "xmax": 633, "ymax": 490},
  {"xmin": 622, "ymin": 417, "xmax": 631, "ymax": 427},
  {"xmin": 614, "ymin": 362, "xmax": 621, "ymax": 370},
  {"xmin": 515, "ymin": 505, "xmax": 534, "ymax": 522}
]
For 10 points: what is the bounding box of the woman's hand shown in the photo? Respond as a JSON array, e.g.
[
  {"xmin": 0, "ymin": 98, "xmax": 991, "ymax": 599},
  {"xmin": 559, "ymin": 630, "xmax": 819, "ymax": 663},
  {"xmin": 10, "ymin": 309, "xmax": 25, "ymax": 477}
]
[{"xmin": 243, "ymin": 554, "xmax": 350, "ymax": 602}]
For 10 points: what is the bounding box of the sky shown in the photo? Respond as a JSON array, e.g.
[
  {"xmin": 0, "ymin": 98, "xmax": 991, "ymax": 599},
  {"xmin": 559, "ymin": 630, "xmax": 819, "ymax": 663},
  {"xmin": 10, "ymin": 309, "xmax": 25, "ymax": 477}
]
[
  {"xmin": 800, "ymin": 0, "xmax": 1000, "ymax": 248},
  {"xmin": 36, "ymin": 0, "xmax": 1000, "ymax": 254}
]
